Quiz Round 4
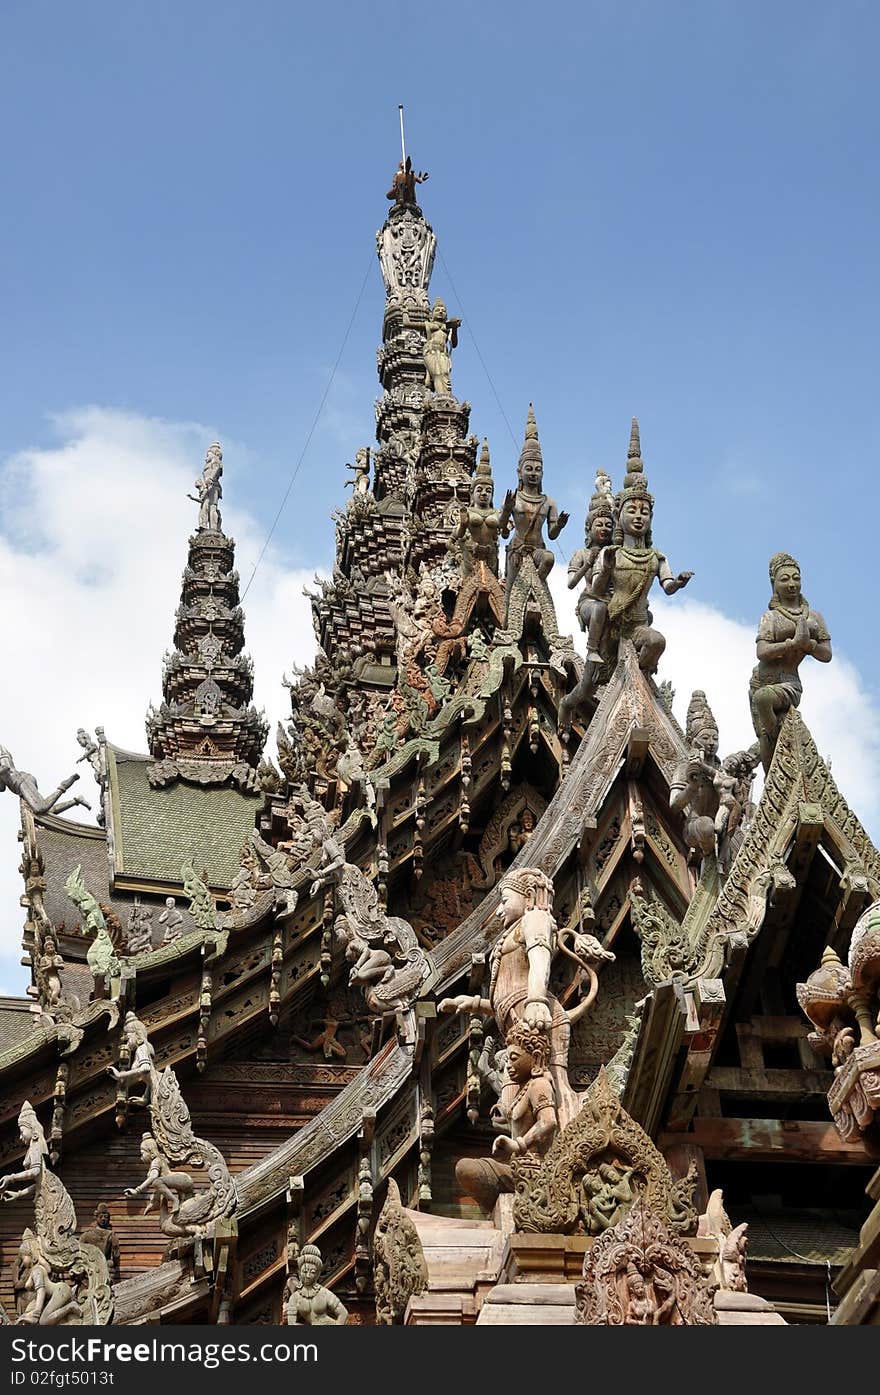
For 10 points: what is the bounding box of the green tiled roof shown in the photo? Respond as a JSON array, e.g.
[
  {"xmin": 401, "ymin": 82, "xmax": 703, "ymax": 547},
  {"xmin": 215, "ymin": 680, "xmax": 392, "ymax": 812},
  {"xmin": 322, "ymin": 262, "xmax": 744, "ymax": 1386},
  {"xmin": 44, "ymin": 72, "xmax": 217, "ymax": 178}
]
[{"xmin": 107, "ymin": 745, "xmax": 261, "ymax": 889}]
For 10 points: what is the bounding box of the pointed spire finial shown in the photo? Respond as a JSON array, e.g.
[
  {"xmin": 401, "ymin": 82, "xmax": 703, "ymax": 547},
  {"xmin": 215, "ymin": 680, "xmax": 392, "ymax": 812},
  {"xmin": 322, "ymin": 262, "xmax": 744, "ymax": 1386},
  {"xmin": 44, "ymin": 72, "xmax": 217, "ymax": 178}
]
[
  {"xmin": 628, "ymin": 417, "xmax": 641, "ymax": 461},
  {"xmin": 476, "ymin": 438, "xmax": 492, "ymax": 479},
  {"xmin": 619, "ymin": 415, "xmax": 650, "ymax": 500},
  {"xmin": 518, "ymin": 404, "xmax": 544, "ymax": 476}
]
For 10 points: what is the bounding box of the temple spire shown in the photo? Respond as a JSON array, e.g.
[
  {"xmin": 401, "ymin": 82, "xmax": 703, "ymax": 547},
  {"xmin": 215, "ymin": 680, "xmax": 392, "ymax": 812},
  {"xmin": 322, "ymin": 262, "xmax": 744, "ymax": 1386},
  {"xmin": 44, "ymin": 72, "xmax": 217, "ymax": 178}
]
[{"xmin": 145, "ymin": 444, "xmax": 267, "ymax": 792}]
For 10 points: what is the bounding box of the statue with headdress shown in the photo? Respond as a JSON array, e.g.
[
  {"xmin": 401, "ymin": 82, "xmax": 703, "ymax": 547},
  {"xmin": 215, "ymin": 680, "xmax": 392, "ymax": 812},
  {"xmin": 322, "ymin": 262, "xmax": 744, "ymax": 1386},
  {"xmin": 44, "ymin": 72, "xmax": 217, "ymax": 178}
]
[
  {"xmin": 286, "ymin": 1244, "xmax": 349, "ymax": 1325},
  {"xmin": 387, "ymin": 155, "xmax": 429, "ymax": 206},
  {"xmin": 187, "ymin": 442, "xmax": 223, "ymax": 533},
  {"xmin": 0, "ymin": 1103, "xmax": 113, "ymax": 1324},
  {"xmin": 749, "ymin": 552, "xmax": 832, "ymax": 771},
  {"xmin": 439, "ymin": 867, "xmax": 614, "ymax": 1130},
  {"xmin": 455, "ymin": 439, "xmax": 503, "ymax": 577},
  {"xmin": 567, "ymin": 468, "xmax": 616, "ymax": 658},
  {"xmin": 588, "ymin": 419, "xmax": 693, "ymax": 675},
  {"xmin": 454, "ymin": 1018, "xmax": 559, "ymax": 1214},
  {"xmin": 499, "ymin": 406, "xmax": 569, "ymax": 595},
  {"xmin": 423, "ymin": 297, "xmax": 460, "ymax": 394},
  {"xmin": 670, "ymin": 692, "xmax": 761, "ymax": 874}
]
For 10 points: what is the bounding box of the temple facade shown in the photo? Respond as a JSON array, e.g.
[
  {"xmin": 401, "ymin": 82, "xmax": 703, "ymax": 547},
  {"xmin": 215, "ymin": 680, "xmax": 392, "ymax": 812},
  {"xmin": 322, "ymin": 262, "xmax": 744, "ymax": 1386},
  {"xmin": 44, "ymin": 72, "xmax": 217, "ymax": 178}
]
[{"xmin": 1, "ymin": 164, "xmax": 878, "ymax": 1329}]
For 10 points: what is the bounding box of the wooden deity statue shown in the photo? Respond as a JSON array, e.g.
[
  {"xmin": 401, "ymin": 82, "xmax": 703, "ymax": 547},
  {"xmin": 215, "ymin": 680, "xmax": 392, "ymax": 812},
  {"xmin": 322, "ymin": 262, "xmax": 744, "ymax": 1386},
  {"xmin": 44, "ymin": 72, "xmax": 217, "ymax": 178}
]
[
  {"xmin": 107, "ymin": 1012, "xmax": 155, "ymax": 1106},
  {"xmin": 749, "ymin": 552, "xmax": 832, "ymax": 772},
  {"xmin": 188, "ymin": 442, "xmax": 223, "ymax": 533},
  {"xmin": 670, "ymin": 691, "xmax": 761, "ymax": 874},
  {"xmin": 423, "ymin": 297, "xmax": 460, "ymax": 395},
  {"xmin": 499, "ymin": 405, "xmax": 569, "ymax": 596},
  {"xmin": 455, "ymin": 440, "xmax": 503, "ymax": 577},
  {"xmin": 455, "ymin": 1019, "xmax": 559, "ymax": 1214},
  {"xmin": 286, "ymin": 1244, "xmax": 349, "ymax": 1325},
  {"xmin": 15, "ymin": 1232, "xmax": 81, "ymax": 1326},
  {"xmin": 124, "ymin": 1134, "xmax": 196, "ymax": 1222},
  {"xmin": 589, "ymin": 419, "xmax": 693, "ymax": 673},
  {"xmin": 0, "ymin": 745, "xmax": 90, "ymax": 817},
  {"xmin": 567, "ymin": 468, "xmax": 615, "ymax": 659},
  {"xmin": 387, "ymin": 155, "xmax": 429, "ymax": 206},
  {"xmin": 439, "ymin": 867, "xmax": 614, "ymax": 1130},
  {"xmin": 0, "ymin": 1101, "xmax": 47, "ymax": 1202},
  {"xmin": 560, "ymin": 420, "xmax": 692, "ymax": 727}
]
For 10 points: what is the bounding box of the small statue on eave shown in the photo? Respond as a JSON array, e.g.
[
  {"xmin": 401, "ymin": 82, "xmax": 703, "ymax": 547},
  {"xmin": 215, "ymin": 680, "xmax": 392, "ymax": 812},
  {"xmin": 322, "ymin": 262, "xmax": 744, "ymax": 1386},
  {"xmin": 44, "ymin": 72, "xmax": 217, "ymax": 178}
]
[
  {"xmin": 567, "ymin": 469, "xmax": 615, "ymax": 660},
  {"xmin": 0, "ymin": 746, "xmax": 90, "ymax": 817},
  {"xmin": 588, "ymin": 419, "xmax": 693, "ymax": 675},
  {"xmin": 749, "ymin": 552, "xmax": 831, "ymax": 772},
  {"xmin": 455, "ymin": 440, "xmax": 504, "ymax": 578},
  {"xmin": 499, "ymin": 405, "xmax": 569, "ymax": 592}
]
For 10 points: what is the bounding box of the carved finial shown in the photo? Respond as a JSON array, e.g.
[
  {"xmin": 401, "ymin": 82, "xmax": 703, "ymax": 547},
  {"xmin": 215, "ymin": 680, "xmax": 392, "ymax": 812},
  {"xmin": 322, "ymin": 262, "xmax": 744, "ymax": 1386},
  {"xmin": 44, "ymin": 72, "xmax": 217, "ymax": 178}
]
[
  {"xmin": 476, "ymin": 438, "xmax": 492, "ymax": 480},
  {"xmin": 621, "ymin": 417, "xmax": 648, "ymax": 495},
  {"xmin": 685, "ymin": 690, "xmax": 719, "ymax": 747},
  {"xmin": 820, "ymin": 944, "xmax": 844, "ymax": 969},
  {"xmin": 518, "ymin": 405, "xmax": 544, "ymax": 474},
  {"xmin": 628, "ymin": 417, "xmax": 641, "ymax": 461}
]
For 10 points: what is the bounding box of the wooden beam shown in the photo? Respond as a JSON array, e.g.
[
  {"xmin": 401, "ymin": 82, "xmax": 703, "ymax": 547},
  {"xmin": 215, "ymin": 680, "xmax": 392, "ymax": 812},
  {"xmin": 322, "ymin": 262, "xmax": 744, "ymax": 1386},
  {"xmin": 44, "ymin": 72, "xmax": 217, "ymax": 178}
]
[
  {"xmin": 704, "ymin": 1066, "xmax": 833, "ymax": 1099},
  {"xmin": 663, "ymin": 1116, "xmax": 878, "ymax": 1165},
  {"xmin": 625, "ymin": 726, "xmax": 650, "ymax": 777}
]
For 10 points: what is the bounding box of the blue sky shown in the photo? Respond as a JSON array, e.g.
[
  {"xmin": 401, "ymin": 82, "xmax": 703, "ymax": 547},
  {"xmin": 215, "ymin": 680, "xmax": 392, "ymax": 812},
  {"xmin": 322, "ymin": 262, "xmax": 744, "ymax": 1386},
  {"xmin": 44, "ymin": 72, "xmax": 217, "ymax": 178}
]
[
  {"xmin": 2, "ymin": 2, "xmax": 877, "ymax": 648},
  {"xmin": 1, "ymin": 3, "xmax": 879, "ymax": 987}
]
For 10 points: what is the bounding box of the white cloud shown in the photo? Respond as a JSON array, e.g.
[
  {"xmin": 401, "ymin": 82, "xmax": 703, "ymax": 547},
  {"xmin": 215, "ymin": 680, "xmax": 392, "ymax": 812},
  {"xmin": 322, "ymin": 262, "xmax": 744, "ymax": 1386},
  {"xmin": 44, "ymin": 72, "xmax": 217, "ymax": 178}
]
[
  {"xmin": 0, "ymin": 408, "xmax": 322, "ymax": 994},
  {"xmin": 2, "ymin": 418, "xmax": 877, "ymax": 998}
]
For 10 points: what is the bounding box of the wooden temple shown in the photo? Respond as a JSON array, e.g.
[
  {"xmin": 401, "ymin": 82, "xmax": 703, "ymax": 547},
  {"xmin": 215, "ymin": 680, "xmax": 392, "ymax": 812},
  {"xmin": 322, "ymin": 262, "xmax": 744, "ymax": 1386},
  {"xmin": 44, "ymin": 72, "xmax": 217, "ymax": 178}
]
[{"xmin": 1, "ymin": 163, "xmax": 878, "ymax": 1329}]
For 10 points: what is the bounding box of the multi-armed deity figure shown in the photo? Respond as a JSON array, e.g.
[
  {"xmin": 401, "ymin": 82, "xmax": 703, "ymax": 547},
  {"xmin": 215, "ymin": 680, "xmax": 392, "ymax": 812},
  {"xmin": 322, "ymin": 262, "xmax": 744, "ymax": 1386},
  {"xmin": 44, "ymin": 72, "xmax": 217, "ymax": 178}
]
[
  {"xmin": 567, "ymin": 468, "xmax": 616, "ymax": 659},
  {"xmin": 439, "ymin": 867, "xmax": 614, "ymax": 1133},
  {"xmin": 286, "ymin": 1244, "xmax": 349, "ymax": 1325},
  {"xmin": 344, "ymin": 447, "xmax": 371, "ymax": 496},
  {"xmin": 422, "ymin": 297, "xmax": 460, "ymax": 395},
  {"xmin": 499, "ymin": 406, "xmax": 569, "ymax": 596},
  {"xmin": 188, "ymin": 441, "xmax": 223, "ymax": 533},
  {"xmin": 749, "ymin": 552, "xmax": 832, "ymax": 771}
]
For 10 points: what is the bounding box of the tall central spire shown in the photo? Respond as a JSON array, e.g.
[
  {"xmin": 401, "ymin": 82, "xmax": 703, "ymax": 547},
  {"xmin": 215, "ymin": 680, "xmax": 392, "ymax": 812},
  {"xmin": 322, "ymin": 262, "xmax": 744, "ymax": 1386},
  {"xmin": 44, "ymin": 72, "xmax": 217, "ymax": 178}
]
[{"xmin": 145, "ymin": 443, "xmax": 268, "ymax": 791}]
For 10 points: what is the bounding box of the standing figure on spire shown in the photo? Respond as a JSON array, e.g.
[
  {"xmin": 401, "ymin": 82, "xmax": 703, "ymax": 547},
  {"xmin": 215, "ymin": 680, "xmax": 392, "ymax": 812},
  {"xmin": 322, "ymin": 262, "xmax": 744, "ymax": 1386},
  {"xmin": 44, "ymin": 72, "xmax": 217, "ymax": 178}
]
[
  {"xmin": 455, "ymin": 440, "xmax": 503, "ymax": 577},
  {"xmin": 749, "ymin": 553, "xmax": 831, "ymax": 772},
  {"xmin": 567, "ymin": 469, "xmax": 616, "ymax": 660},
  {"xmin": 499, "ymin": 405, "xmax": 569, "ymax": 595},
  {"xmin": 188, "ymin": 442, "xmax": 223, "ymax": 533},
  {"xmin": 423, "ymin": 298, "xmax": 460, "ymax": 394},
  {"xmin": 588, "ymin": 419, "xmax": 693, "ymax": 675},
  {"xmin": 387, "ymin": 156, "xmax": 429, "ymax": 206}
]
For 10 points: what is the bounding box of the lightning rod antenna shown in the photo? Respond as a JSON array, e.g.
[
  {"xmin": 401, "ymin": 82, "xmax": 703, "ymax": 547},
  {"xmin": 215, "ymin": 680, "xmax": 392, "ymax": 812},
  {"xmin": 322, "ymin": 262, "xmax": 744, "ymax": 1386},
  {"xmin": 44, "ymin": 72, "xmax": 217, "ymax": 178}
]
[{"xmin": 399, "ymin": 104, "xmax": 407, "ymax": 163}]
